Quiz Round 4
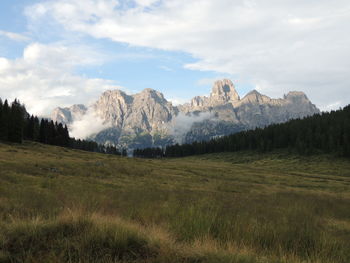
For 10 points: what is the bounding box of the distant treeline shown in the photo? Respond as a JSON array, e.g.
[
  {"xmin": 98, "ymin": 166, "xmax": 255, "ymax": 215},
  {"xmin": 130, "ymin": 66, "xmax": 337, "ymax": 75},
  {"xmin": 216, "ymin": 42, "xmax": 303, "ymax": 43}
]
[
  {"xmin": 134, "ymin": 105, "xmax": 350, "ymax": 158},
  {"xmin": 0, "ymin": 98, "xmax": 126, "ymax": 155}
]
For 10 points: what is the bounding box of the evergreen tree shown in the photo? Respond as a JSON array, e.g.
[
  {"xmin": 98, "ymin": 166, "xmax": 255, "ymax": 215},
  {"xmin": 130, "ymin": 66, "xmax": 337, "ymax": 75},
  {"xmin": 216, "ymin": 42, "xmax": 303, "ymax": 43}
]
[
  {"xmin": 24, "ymin": 115, "xmax": 35, "ymax": 140},
  {"xmin": 0, "ymin": 100, "xmax": 10, "ymax": 140},
  {"xmin": 0, "ymin": 99, "xmax": 3, "ymax": 140},
  {"xmin": 39, "ymin": 119, "xmax": 48, "ymax": 144},
  {"xmin": 33, "ymin": 117, "xmax": 40, "ymax": 141},
  {"xmin": 8, "ymin": 99, "xmax": 25, "ymax": 143},
  {"xmin": 0, "ymin": 97, "xmax": 123, "ymax": 155}
]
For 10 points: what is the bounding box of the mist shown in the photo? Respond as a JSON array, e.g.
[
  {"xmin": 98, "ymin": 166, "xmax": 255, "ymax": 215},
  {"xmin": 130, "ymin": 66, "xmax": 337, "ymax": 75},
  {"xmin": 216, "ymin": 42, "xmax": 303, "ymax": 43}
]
[
  {"xmin": 170, "ymin": 112, "xmax": 214, "ymax": 144},
  {"xmin": 69, "ymin": 109, "xmax": 111, "ymax": 140}
]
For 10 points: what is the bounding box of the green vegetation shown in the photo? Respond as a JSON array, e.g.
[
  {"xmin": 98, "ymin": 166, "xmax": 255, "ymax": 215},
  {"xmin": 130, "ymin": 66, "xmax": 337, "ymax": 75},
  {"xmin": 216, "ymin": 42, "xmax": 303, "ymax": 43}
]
[
  {"xmin": 0, "ymin": 98, "xmax": 124, "ymax": 155},
  {"xmin": 1, "ymin": 142, "xmax": 350, "ymax": 262},
  {"xmin": 134, "ymin": 105, "xmax": 350, "ymax": 158}
]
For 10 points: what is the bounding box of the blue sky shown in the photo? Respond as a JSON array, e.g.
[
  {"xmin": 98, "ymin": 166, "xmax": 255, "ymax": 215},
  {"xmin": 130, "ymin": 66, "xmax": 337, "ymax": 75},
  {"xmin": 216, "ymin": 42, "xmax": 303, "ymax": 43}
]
[{"xmin": 0, "ymin": 0, "xmax": 349, "ymax": 115}]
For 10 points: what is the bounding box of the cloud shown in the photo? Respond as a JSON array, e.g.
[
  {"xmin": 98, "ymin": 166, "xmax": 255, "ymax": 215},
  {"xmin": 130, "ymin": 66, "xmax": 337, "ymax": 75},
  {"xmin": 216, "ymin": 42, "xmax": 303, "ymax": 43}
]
[
  {"xmin": 196, "ymin": 77, "xmax": 230, "ymax": 87},
  {"xmin": 159, "ymin": 65, "xmax": 174, "ymax": 72},
  {"xmin": 26, "ymin": 0, "xmax": 350, "ymax": 110},
  {"xmin": 168, "ymin": 97, "xmax": 188, "ymax": 106},
  {"xmin": 134, "ymin": 0, "xmax": 160, "ymax": 7},
  {"xmin": 324, "ymin": 101, "xmax": 342, "ymax": 111},
  {"xmin": 0, "ymin": 42, "xmax": 117, "ymax": 116},
  {"xmin": 21, "ymin": 42, "xmax": 105, "ymax": 67},
  {"xmin": 170, "ymin": 112, "xmax": 214, "ymax": 143},
  {"xmin": 0, "ymin": 30, "xmax": 30, "ymax": 42},
  {"xmin": 69, "ymin": 108, "xmax": 111, "ymax": 139}
]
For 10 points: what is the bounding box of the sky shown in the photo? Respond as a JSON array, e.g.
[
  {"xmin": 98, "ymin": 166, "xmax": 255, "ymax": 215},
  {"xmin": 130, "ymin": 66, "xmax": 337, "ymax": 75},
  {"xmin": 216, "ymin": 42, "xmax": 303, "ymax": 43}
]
[{"xmin": 0, "ymin": 0, "xmax": 349, "ymax": 116}]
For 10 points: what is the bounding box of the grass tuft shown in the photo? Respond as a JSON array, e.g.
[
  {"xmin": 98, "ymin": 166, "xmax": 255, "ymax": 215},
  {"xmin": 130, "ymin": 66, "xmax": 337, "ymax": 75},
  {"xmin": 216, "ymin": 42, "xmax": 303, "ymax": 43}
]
[{"xmin": 0, "ymin": 142, "xmax": 350, "ymax": 262}]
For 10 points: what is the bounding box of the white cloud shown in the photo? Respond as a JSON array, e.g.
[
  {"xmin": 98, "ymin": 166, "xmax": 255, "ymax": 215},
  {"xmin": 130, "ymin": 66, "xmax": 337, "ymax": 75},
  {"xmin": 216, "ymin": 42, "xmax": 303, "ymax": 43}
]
[
  {"xmin": 168, "ymin": 97, "xmax": 187, "ymax": 106},
  {"xmin": 26, "ymin": 0, "xmax": 350, "ymax": 110},
  {"xmin": 69, "ymin": 108, "xmax": 111, "ymax": 139},
  {"xmin": 324, "ymin": 101, "xmax": 342, "ymax": 111},
  {"xmin": 287, "ymin": 17, "xmax": 321, "ymax": 26},
  {"xmin": 170, "ymin": 112, "xmax": 214, "ymax": 143},
  {"xmin": 22, "ymin": 42, "xmax": 105, "ymax": 67},
  {"xmin": 0, "ymin": 42, "xmax": 117, "ymax": 116},
  {"xmin": 0, "ymin": 30, "xmax": 30, "ymax": 42},
  {"xmin": 196, "ymin": 77, "xmax": 230, "ymax": 87},
  {"xmin": 134, "ymin": 0, "xmax": 159, "ymax": 7}
]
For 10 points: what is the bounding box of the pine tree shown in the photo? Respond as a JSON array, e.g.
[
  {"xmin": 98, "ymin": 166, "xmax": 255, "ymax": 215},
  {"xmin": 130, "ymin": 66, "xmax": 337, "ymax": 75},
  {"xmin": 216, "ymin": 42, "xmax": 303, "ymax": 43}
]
[
  {"xmin": 39, "ymin": 119, "xmax": 47, "ymax": 144},
  {"xmin": 63, "ymin": 125, "xmax": 70, "ymax": 146},
  {"xmin": 0, "ymin": 99, "xmax": 3, "ymax": 140},
  {"xmin": 8, "ymin": 99, "xmax": 25, "ymax": 143},
  {"xmin": 24, "ymin": 115, "xmax": 35, "ymax": 140},
  {"xmin": 0, "ymin": 100, "xmax": 10, "ymax": 140}
]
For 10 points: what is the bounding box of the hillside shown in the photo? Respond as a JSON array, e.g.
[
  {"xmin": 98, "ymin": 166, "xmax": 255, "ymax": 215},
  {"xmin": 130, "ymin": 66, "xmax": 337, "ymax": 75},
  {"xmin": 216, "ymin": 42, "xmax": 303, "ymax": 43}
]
[
  {"xmin": 1, "ymin": 142, "xmax": 350, "ymax": 262},
  {"xmin": 51, "ymin": 79, "xmax": 319, "ymax": 149},
  {"xmin": 135, "ymin": 104, "xmax": 350, "ymax": 158}
]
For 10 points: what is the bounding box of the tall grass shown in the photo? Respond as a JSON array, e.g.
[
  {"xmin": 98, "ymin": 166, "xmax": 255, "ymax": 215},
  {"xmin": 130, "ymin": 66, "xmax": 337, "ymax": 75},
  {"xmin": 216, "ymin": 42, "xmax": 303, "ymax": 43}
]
[
  {"xmin": 0, "ymin": 142, "xmax": 350, "ymax": 262},
  {"xmin": 0, "ymin": 211, "xmax": 266, "ymax": 263},
  {"xmin": 0, "ymin": 212, "xmax": 156, "ymax": 262}
]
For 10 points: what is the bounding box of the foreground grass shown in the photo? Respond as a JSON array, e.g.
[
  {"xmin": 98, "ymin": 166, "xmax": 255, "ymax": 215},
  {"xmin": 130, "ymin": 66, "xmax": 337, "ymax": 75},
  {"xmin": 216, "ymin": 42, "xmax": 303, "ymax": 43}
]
[{"xmin": 0, "ymin": 142, "xmax": 350, "ymax": 262}]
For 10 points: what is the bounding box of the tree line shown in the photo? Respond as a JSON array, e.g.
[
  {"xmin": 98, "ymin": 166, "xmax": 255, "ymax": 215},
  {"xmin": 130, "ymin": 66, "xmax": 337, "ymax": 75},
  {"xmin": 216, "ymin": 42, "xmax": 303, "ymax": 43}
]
[
  {"xmin": 0, "ymin": 98, "xmax": 126, "ymax": 156},
  {"xmin": 133, "ymin": 147, "xmax": 164, "ymax": 158},
  {"xmin": 134, "ymin": 105, "xmax": 350, "ymax": 158}
]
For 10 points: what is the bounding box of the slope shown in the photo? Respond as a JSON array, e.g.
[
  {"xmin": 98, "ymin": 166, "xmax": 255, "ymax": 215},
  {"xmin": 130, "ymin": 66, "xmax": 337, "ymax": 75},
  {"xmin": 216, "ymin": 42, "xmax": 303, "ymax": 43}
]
[{"xmin": 0, "ymin": 142, "xmax": 350, "ymax": 263}]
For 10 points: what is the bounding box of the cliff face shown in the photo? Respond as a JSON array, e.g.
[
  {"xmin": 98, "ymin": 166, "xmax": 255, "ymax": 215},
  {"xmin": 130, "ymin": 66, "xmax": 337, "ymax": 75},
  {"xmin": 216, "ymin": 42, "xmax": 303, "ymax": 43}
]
[
  {"xmin": 51, "ymin": 79, "xmax": 320, "ymax": 148},
  {"xmin": 179, "ymin": 79, "xmax": 240, "ymax": 112},
  {"xmin": 50, "ymin": 104, "xmax": 87, "ymax": 124}
]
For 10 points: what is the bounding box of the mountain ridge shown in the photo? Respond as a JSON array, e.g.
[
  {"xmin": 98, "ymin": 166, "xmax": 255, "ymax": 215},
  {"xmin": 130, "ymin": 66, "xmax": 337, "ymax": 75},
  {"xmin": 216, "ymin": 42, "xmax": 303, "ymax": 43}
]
[{"xmin": 51, "ymin": 79, "xmax": 320, "ymax": 149}]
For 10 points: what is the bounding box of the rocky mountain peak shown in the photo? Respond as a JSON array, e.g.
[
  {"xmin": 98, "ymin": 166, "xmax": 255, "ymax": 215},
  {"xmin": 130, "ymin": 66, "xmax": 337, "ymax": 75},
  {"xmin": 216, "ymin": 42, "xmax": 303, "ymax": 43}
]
[
  {"xmin": 51, "ymin": 104, "xmax": 87, "ymax": 125},
  {"xmin": 136, "ymin": 88, "xmax": 167, "ymax": 103},
  {"xmin": 210, "ymin": 79, "xmax": 240, "ymax": 103},
  {"xmin": 100, "ymin": 89, "xmax": 131, "ymax": 101},
  {"xmin": 284, "ymin": 91, "xmax": 308, "ymax": 100},
  {"xmin": 70, "ymin": 104, "xmax": 87, "ymax": 112},
  {"xmin": 98, "ymin": 89, "xmax": 134, "ymax": 106},
  {"xmin": 51, "ymin": 107, "xmax": 72, "ymax": 124},
  {"xmin": 140, "ymin": 88, "xmax": 158, "ymax": 94},
  {"xmin": 94, "ymin": 89, "xmax": 133, "ymax": 126},
  {"xmin": 190, "ymin": 96, "xmax": 209, "ymax": 108},
  {"xmin": 130, "ymin": 88, "xmax": 177, "ymax": 131},
  {"xmin": 240, "ymin": 90, "xmax": 270, "ymax": 104}
]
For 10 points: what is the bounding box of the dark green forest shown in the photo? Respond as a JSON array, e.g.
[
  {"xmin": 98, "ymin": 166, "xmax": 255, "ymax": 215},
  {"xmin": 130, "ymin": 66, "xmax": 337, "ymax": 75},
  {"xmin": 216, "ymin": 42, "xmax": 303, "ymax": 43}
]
[
  {"xmin": 0, "ymin": 98, "xmax": 124, "ymax": 155},
  {"xmin": 134, "ymin": 105, "xmax": 350, "ymax": 158}
]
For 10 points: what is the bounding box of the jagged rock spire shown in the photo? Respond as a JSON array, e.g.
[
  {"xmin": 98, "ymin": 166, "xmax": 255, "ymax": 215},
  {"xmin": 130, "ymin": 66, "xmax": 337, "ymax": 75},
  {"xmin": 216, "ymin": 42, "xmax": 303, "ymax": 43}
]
[{"xmin": 210, "ymin": 79, "xmax": 240, "ymax": 103}]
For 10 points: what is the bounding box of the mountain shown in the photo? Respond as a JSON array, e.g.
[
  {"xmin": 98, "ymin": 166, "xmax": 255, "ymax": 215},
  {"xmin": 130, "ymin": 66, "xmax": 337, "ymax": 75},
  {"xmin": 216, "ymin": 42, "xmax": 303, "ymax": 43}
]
[
  {"xmin": 51, "ymin": 104, "xmax": 87, "ymax": 124},
  {"xmin": 51, "ymin": 79, "xmax": 320, "ymax": 149}
]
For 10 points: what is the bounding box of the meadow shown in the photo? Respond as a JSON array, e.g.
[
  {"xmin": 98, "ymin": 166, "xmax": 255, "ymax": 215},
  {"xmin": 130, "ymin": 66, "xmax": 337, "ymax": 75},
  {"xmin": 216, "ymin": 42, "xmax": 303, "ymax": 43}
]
[{"xmin": 0, "ymin": 141, "xmax": 350, "ymax": 263}]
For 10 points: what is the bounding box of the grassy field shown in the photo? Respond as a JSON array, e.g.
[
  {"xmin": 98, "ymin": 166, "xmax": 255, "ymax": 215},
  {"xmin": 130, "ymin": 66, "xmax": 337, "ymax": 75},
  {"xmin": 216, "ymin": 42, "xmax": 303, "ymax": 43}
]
[{"xmin": 0, "ymin": 141, "xmax": 350, "ymax": 263}]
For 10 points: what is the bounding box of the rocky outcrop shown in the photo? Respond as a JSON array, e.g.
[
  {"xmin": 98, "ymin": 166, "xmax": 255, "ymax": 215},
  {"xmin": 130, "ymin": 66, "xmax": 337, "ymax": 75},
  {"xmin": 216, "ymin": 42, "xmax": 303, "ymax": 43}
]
[
  {"xmin": 51, "ymin": 79, "xmax": 320, "ymax": 149},
  {"xmin": 125, "ymin": 88, "xmax": 177, "ymax": 132},
  {"xmin": 234, "ymin": 90, "xmax": 319, "ymax": 128},
  {"xmin": 93, "ymin": 89, "xmax": 132, "ymax": 129},
  {"xmin": 210, "ymin": 79, "xmax": 240, "ymax": 105},
  {"xmin": 180, "ymin": 79, "xmax": 240, "ymax": 112},
  {"xmin": 51, "ymin": 104, "xmax": 87, "ymax": 125}
]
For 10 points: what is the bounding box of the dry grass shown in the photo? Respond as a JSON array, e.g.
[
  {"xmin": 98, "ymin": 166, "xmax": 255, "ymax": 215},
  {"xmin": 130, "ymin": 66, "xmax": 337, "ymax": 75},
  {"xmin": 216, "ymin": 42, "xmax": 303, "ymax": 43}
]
[{"xmin": 0, "ymin": 141, "xmax": 350, "ymax": 262}]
